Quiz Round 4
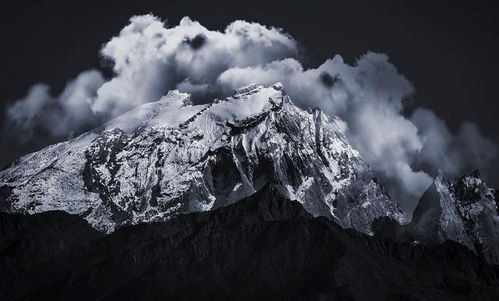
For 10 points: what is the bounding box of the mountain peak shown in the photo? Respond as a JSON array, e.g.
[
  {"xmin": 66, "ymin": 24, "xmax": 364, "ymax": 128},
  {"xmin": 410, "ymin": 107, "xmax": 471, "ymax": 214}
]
[
  {"xmin": 0, "ymin": 84, "xmax": 405, "ymax": 233},
  {"xmin": 408, "ymin": 171, "xmax": 499, "ymax": 263}
]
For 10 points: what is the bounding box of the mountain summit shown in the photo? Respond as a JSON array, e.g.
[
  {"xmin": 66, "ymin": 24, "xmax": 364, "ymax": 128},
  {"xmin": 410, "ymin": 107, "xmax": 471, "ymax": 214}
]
[
  {"xmin": 406, "ymin": 170, "xmax": 499, "ymax": 263},
  {"xmin": 0, "ymin": 84, "xmax": 405, "ymax": 233}
]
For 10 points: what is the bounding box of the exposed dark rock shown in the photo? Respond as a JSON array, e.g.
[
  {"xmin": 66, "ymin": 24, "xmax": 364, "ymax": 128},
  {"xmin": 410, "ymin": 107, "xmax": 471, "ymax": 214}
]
[
  {"xmin": 1, "ymin": 186, "xmax": 498, "ymax": 300},
  {"xmin": 494, "ymin": 188, "xmax": 499, "ymax": 214},
  {"xmin": 0, "ymin": 185, "xmax": 13, "ymax": 211}
]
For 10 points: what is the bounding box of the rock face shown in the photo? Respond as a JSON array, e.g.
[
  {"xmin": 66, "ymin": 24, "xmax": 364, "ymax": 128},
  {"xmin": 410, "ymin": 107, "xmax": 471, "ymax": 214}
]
[
  {"xmin": 1, "ymin": 185, "xmax": 498, "ymax": 301},
  {"xmin": 406, "ymin": 171, "xmax": 499, "ymax": 263},
  {"xmin": 0, "ymin": 84, "xmax": 404, "ymax": 233}
]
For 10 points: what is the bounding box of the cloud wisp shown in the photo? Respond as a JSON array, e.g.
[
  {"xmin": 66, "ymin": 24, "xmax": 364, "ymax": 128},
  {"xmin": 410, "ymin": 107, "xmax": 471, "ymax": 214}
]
[{"xmin": 4, "ymin": 14, "xmax": 496, "ymax": 213}]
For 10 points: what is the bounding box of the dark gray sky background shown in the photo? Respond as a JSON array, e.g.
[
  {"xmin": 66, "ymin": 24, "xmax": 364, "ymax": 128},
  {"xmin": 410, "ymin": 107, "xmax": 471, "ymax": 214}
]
[{"xmin": 1, "ymin": 0, "xmax": 498, "ymax": 185}]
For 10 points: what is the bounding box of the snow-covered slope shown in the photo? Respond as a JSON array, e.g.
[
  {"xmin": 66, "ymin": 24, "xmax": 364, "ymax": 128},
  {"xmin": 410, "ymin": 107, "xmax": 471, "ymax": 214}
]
[
  {"xmin": 407, "ymin": 170, "xmax": 499, "ymax": 263},
  {"xmin": 0, "ymin": 83, "xmax": 405, "ymax": 233}
]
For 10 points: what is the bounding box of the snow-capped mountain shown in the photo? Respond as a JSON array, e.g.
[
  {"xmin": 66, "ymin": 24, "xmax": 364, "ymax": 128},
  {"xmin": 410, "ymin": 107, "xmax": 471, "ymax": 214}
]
[
  {"xmin": 0, "ymin": 83, "xmax": 405, "ymax": 233},
  {"xmin": 407, "ymin": 170, "xmax": 499, "ymax": 263}
]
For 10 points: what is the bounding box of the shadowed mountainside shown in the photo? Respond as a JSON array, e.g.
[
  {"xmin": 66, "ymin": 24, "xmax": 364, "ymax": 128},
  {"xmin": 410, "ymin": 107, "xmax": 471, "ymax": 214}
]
[{"xmin": 1, "ymin": 185, "xmax": 499, "ymax": 300}]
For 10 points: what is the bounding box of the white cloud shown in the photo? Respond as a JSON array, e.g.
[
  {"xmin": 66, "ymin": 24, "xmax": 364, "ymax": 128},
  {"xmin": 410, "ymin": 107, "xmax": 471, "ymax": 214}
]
[
  {"xmin": 92, "ymin": 15, "xmax": 298, "ymax": 117},
  {"xmin": 4, "ymin": 15, "xmax": 496, "ymax": 213},
  {"xmin": 6, "ymin": 70, "xmax": 104, "ymax": 141},
  {"xmin": 412, "ymin": 108, "xmax": 497, "ymax": 177}
]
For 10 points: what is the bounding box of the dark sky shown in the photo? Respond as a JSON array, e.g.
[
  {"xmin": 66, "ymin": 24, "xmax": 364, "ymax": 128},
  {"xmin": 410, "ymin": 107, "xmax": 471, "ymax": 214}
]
[{"xmin": 1, "ymin": 0, "xmax": 498, "ymax": 184}]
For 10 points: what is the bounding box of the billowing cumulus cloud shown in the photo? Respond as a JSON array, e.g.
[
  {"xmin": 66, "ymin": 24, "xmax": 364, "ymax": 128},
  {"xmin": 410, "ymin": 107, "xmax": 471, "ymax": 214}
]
[
  {"xmin": 3, "ymin": 14, "xmax": 496, "ymax": 213},
  {"xmin": 411, "ymin": 108, "xmax": 497, "ymax": 176},
  {"xmin": 6, "ymin": 70, "xmax": 104, "ymax": 142},
  {"xmin": 6, "ymin": 14, "xmax": 298, "ymax": 137},
  {"xmin": 93, "ymin": 15, "xmax": 299, "ymax": 117}
]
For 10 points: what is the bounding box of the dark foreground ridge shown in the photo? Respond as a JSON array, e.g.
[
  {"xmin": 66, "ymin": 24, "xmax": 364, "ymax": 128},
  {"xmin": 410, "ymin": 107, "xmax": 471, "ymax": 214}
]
[{"xmin": 1, "ymin": 185, "xmax": 499, "ymax": 300}]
